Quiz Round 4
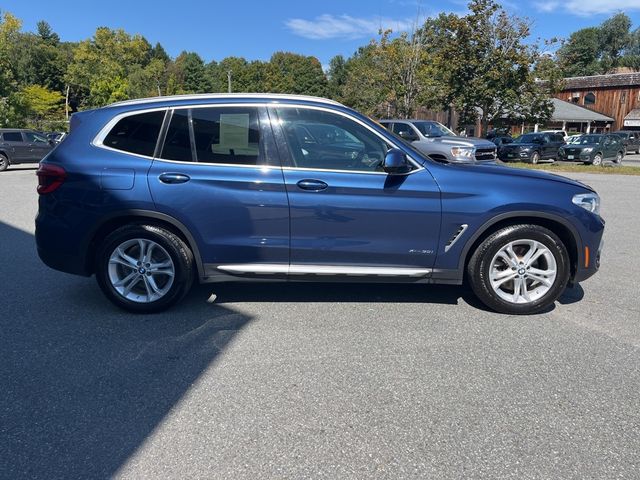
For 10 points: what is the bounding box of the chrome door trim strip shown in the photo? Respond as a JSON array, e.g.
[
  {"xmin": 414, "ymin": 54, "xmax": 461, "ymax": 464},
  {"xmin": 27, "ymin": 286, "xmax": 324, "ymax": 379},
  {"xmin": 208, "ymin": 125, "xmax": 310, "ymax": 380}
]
[{"xmin": 217, "ymin": 264, "xmax": 432, "ymax": 277}]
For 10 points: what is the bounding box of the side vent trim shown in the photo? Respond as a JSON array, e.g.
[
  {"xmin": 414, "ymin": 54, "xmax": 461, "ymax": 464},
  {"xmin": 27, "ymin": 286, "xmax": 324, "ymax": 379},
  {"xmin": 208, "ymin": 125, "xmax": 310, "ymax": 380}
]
[{"xmin": 444, "ymin": 224, "xmax": 468, "ymax": 252}]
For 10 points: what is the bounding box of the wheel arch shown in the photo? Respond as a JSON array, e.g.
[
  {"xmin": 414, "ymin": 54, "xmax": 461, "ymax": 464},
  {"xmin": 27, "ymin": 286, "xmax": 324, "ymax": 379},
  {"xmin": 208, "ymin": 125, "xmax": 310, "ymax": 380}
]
[
  {"xmin": 85, "ymin": 210, "xmax": 204, "ymax": 279},
  {"xmin": 459, "ymin": 212, "xmax": 581, "ymax": 282},
  {"xmin": 0, "ymin": 150, "xmax": 11, "ymax": 162}
]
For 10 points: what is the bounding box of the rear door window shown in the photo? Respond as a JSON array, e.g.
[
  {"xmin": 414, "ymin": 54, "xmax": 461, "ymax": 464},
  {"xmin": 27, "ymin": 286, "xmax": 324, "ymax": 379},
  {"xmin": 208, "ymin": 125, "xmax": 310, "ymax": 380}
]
[
  {"xmin": 3, "ymin": 132, "xmax": 23, "ymax": 142},
  {"xmin": 160, "ymin": 106, "xmax": 265, "ymax": 165},
  {"xmin": 102, "ymin": 110, "xmax": 165, "ymax": 157}
]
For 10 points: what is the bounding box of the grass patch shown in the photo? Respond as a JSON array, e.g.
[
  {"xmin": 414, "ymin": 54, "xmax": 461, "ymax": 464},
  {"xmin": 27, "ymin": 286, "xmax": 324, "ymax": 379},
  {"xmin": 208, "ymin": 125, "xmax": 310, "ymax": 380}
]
[{"xmin": 504, "ymin": 161, "xmax": 640, "ymax": 176}]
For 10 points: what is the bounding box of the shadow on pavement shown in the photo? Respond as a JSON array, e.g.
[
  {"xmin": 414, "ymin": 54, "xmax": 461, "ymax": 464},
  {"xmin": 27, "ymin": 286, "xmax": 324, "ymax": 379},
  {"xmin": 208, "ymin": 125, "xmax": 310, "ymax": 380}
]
[{"xmin": 0, "ymin": 220, "xmax": 253, "ymax": 479}]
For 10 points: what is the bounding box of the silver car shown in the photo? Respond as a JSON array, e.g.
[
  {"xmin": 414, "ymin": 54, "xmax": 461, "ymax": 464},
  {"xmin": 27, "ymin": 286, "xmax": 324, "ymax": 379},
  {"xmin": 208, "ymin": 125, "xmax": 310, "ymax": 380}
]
[{"xmin": 380, "ymin": 119, "xmax": 497, "ymax": 163}]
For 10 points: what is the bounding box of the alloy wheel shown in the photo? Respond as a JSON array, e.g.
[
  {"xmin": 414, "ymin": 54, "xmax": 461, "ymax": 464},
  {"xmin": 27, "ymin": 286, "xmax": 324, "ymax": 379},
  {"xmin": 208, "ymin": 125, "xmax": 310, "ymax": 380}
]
[
  {"xmin": 489, "ymin": 239, "xmax": 558, "ymax": 305},
  {"xmin": 107, "ymin": 238, "xmax": 175, "ymax": 303}
]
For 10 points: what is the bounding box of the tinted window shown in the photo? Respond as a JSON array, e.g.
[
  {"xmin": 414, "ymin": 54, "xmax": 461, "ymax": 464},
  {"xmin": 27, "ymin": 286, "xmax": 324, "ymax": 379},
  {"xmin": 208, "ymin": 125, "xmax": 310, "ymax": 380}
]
[
  {"xmin": 192, "ymin": 107, "xmax": 261, "ymax": 165},
  {"xmin": 160, "ymin": 107, "xmax": 263, "ymax": 165},
  {"xmin": 24, "ymin": 132, "xmax": 48, "ymax": 143},
  {"xmin": 276, "ymin": 107, "xmax": 391, "ymax": 172},
  {"xmin": 103, "ymin": 111, "xmax": 165, "ymax": 157},
  {"xmin": 413, "ymin": 121, "xmax": 455, "ymax": 137},
  {"xmin": 552, "ymin": 134, "xmax": 564, "ymax": 142},
  {"xmin": 516, "ymin": 134, "xmax": 541, "ymax": 143},
  {"xmin": 162, "ymin": 110, "xmax": 192, "ymax": 162},
  {"xmin": 392, "ymin": 123, "xmax": 415, "ymax": 137},
  {"xmin": 3, "ymin": 132, "xmax": 23, "ymax": 142}
]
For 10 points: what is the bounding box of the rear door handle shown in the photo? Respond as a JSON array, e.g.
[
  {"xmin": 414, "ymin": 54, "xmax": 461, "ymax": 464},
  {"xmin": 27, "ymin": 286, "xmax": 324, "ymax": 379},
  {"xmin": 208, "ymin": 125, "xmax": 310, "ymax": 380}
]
[
  {"xmin": 296, "ymin": 179, "xmax": 328, "ymax": 191},
  {"xmin": 159, "ymin": 173, "xmax": 190, "ymax": 184}
]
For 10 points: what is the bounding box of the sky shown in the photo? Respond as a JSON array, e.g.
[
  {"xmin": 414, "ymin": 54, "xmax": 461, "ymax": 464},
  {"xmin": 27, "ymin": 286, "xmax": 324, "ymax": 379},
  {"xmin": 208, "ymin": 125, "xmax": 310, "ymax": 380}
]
[{"xmin": 3, "ymin": 0, "xmax": 640, "ymax": 67}]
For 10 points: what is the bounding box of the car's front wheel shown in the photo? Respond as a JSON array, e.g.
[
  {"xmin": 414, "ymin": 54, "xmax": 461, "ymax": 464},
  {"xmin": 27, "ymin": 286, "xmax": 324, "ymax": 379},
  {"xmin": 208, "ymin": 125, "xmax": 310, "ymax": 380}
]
[
  {"xmin": 95, "ymin": 224, "xmax": 194, "ymax": 313},
  {"xmin": 467, "ymin": 225, "xmax": 570, "ymax": 315},
  {"xmin": 591, "ymin": 154, "xmax": 603, "ymax": 166}
]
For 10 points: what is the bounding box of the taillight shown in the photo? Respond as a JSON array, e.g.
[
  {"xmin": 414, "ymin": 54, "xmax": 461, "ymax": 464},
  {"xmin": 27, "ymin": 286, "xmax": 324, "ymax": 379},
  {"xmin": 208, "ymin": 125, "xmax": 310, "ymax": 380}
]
[{"xmin": 37, "ymin": 163, "xmax": 66, "ymax": 195}]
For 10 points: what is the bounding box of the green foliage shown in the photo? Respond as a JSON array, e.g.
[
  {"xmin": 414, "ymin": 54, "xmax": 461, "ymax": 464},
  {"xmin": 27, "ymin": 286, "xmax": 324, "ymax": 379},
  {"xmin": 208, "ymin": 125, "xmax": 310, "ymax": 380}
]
[
  {"xmin": 265, "ymin": 52, "xmax": 327, "ymax": 96},
  {"xmin": 420, "ymin": 0, "xmax": 550, "ymax": 133},
  {"xmin": 556, "ymin": 13, "xmax": 637, "ymax": 75},
  {"xmin": 20, "ymin": 84, "xmax": 64, "ymax": 129}
]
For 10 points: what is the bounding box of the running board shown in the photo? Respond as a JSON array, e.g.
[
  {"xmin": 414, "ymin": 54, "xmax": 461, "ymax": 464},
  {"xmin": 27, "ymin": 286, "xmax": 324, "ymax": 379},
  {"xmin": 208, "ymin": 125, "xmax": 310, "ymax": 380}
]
[{"xmin": 216, "ymin": 264, "xmax": 432, "ymax": 277}]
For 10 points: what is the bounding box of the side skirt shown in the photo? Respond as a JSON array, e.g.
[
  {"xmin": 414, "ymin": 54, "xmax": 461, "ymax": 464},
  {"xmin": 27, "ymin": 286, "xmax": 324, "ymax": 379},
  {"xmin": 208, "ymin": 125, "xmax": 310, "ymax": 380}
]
[{"xmin": 201, "ymin": 263, "xmax": 463, "ymax": 285}]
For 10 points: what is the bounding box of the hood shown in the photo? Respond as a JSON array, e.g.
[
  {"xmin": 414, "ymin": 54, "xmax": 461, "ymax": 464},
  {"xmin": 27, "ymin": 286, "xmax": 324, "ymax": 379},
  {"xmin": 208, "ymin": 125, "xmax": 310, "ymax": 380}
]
[
  {"xmin": 433, "ymin": 136, "xmax": 495, "ymax": 148},
  {"xmin": 447, "ymin": 161, "xmax": 594, "ymax": 191},
  {"xmin": 503, "ymin": 142, "xmax": 536, "ymax": 149},
  {"xmin": 563, "ymin": 143, "xmax": 598, "ymax": 149}
]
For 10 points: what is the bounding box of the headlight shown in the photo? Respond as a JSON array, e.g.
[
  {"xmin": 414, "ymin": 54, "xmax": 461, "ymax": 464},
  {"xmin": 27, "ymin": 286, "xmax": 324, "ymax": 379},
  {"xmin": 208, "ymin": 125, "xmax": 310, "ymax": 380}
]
[
  {"xmin": 520, "ymin": 146, "xmax": 532, "ymax": 151},
  {"xmin": 582, "ymin": 147, "xmax": 593, "ymax": 153},
  {"xmin": 572, "ymin": 192, "xmax": 600, "ymax": 216},
  {"xmin": 450, "ymin": 147, "xmax": 475, "ymax": 159}
]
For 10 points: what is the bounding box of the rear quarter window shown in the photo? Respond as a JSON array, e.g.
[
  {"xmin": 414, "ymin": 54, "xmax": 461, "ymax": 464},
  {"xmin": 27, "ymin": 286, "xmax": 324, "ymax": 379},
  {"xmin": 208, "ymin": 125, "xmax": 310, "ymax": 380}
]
[{"xmin": 102, "ymin": 110, "xmax": 165, "ymax": 157}]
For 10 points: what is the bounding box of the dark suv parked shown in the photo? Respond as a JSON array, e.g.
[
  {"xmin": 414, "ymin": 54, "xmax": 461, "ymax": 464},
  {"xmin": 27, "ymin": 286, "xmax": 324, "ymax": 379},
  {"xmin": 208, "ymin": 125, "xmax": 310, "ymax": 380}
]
[
  {"xmin": 612, "ymin": 130, "xmax": 640, "ymax": 155},
  {"xmin": 0, "ymin": 129, "xmax": 54, "ymax": 171},
  {"xmin": 557, "ymin": 134, "xmax": 625, "ymax": 165},
  {"xmin": 498, "ymin": 132, "xmax": 565, "ymax": 164},
  {"xmin": 36, "ymin": 94, "xmax": 604, "ymax": 315}
]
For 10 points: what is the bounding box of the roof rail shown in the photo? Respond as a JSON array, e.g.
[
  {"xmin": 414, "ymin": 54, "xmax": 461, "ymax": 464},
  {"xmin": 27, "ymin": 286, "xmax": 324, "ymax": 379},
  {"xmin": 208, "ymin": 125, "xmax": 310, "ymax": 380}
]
[{"xmin": 107, "ymin": 93, "xmax": 344, "ymax": 108}]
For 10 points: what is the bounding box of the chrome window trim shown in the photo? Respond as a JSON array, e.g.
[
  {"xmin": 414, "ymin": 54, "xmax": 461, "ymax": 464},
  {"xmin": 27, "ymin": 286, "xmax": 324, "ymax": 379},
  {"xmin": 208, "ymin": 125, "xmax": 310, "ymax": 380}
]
[{"xmin": 92, "ymin": 102, "xmax": 424, "ymax": 174}]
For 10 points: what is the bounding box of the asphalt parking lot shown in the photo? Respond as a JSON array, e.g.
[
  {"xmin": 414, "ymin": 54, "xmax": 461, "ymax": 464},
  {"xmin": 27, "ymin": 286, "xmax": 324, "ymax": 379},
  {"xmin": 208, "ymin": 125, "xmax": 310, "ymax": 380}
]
[{"xmin": 1, "ymin": 165, "xmax": 639, "ymax": 479}]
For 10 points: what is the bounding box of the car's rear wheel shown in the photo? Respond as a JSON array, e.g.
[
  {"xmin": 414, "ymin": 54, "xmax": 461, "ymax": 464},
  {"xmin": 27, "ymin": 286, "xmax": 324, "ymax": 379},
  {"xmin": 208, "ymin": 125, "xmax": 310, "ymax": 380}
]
[
  {"xmin": 591, "ymin": 154, "xmax": 603, "ymax": 166},
  {"xmin": 614, "ymin": 151, "xmax": 623, "ymax": 164},
  {"xmin": 95, "ymin": 224, "xmax": 194, "ymax": 313},
  {"xmin": 467, "ymin": 225, "xmax": 570, "ymax": 315},
  {"xmin": 0, "ymin": 154, "xmax": 8, "ymax": 172},
  {"xmin": 530, "ymin": 152, "xmax": 540, "ymax": 164}
]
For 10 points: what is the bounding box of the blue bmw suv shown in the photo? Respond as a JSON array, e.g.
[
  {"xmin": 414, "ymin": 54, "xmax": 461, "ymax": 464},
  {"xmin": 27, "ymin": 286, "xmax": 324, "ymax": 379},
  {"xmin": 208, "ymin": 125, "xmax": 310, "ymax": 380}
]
[{"xmin": 36, "ymin": 94, "xmax": 604, "ymax": 314}]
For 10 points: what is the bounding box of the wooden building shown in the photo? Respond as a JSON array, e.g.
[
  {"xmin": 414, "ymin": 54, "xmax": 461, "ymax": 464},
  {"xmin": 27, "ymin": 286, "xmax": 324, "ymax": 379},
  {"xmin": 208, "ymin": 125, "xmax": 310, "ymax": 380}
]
[{"xmin": 554, "ymin": 72, "xmax": 640, "ymax": 131}]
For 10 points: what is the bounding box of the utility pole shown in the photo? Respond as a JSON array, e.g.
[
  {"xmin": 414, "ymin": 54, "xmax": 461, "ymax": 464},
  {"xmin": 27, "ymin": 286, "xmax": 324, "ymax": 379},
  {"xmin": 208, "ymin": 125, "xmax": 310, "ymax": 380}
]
[
  {"xmin": 227, "ymin": 70, "xmax": 232, "ymax": 93},
  {"xmin": 65, "ymin": 85, "xmax": 70, "ymax": 121}
]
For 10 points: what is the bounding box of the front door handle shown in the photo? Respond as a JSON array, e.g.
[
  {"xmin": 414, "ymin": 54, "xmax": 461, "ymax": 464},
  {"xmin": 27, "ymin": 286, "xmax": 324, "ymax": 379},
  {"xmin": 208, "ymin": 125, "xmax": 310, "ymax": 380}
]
[
  {"xmin": 296, "ymin": 179, "xmax": 328, "ymax": 191},
  {"xmin": 159, "ymin": 173, "xmax": 190, "ymax": 184}
]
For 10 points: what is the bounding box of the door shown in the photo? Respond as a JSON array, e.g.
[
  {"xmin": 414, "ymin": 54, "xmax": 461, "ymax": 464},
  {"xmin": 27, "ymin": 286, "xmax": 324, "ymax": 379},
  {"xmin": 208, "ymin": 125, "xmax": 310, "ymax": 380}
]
[
  {"xmin": 148, "ymin": 105, "xmax": 289, "ymax": 272},
  {"xmin": 23, "ymin": 131, "xmax": 53, "ymax": 162},
  {"xmin": 1, "ymin": 131, "xmax": 29, "ymax": 162},
  {"xmin": 270, "ymin": 106, "xmax": 441, "ymax": 271}
]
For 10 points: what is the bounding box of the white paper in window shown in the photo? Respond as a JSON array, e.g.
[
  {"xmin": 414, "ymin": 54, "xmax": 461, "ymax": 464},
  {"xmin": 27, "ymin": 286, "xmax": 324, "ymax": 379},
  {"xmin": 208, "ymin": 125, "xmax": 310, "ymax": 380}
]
[{"xmin": 219, "ymin": 113, "xmax": 249, "ymax": 149}]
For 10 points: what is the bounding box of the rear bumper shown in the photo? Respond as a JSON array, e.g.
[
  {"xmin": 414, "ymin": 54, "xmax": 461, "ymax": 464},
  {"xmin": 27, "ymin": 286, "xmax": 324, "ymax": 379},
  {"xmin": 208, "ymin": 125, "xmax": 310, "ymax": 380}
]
[{"xmin": 35, "ymin": 210, "xmax": 91, "ymax": 276}]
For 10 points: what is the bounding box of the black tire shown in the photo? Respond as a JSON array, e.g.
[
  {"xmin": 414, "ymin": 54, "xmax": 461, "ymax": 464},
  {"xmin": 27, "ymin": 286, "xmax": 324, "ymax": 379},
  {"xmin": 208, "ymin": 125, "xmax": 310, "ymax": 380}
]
[
  {"xmin": 591, "ymin": 154, "xmax": 602, "ymax": 166},
  {"xmin": 467, "ymin": 224, "xmax": 570, "ymax": 315},
  {"xmin": 95, "ymin": 224, "xmax": 194, "ymax": 313},
  {"xmin": 614, "ymin": 151, "xmax": 623, "ymax": 164},
  {"xmin": 530, "ymin": 152, "xmax": 540, "ymax": 164},
  {"xmin": 0, "ymin": 154, "xmax": 8, "ymax": 172}
]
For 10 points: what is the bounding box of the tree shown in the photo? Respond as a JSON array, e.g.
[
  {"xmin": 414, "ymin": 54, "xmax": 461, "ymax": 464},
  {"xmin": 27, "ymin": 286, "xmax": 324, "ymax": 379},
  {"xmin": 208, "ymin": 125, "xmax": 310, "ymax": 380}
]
[
  {"xmin": 327, "ymin": 55, "xmax": 347, "ymax": 100},
  {"xmin": 599, "ymin": 13, "xmax": 632, "ymax": 71},
  {"xmin": 556, "ymin": 27, "xmax": 602, "ymax": 77},
  {"xmin": 66, "ymin": 27, "xmax": 153, "ymax": 107},
  {"xmin": 421, "ymin": 0, "xmax": 551, "ymax": 134},
  {"xmin": 20, "ymin": 84, "xmax": 63, "ymax": 129},
  {"xmin": 264, "ymin": 52, "xmax": 327, "ymax": 97}
]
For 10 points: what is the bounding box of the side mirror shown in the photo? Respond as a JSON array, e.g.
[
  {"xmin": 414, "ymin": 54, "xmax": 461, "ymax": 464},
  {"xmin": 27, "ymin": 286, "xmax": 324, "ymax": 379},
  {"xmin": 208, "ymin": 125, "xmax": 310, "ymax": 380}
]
[
  {"xmin": 398, "ymin": 130, "xmax": 418, "ymax": 141},
  {"xmin": 383, "ymin": 148, "xmax": 412, "ymax": 175}
]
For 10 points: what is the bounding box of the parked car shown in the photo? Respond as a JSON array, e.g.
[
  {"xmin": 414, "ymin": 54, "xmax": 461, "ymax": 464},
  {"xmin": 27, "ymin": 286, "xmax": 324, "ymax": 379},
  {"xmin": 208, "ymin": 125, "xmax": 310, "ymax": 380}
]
[
  {"xmin": 557, "ymin": 134, "xmax": 625, "ymax": 165},
  {"xmin": 36, "ymin": 94, "xmax": 604, "ymax": 315},
  {"xmin": 0, "ymin": 129, "xmax": 54, "ymax": 171},
  {"xmin": 498, "ymin": 132, "xmax": 565, "ymax": 164},
  {"xmin": 379, "ymin": 119, "xmax": 497, "ymax": 163},
  {"xmin": 490, "ymin": 135, "xmax": 514, "ymax": 160},
  {"xmin": 540, "ymin": 129, "xmax": 569, "ymax": 142},
  {"xmin": 611, "ymin": 130, "xmax": 640, "ymax": 155}
]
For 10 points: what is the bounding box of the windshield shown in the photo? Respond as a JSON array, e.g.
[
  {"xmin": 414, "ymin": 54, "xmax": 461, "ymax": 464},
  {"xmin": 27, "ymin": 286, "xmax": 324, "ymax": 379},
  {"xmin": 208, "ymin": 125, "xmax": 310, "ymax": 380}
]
[
  {"xmin": 516, "ymin": 134, "xmax": 540, "ymax": 144},
  {"xmin": 413, "ymin": 121, "xmax": 456, "ymax": 137},
  {"xmin": 575, "ymin": 135, "xmax": 601, "ymax": 145}
]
